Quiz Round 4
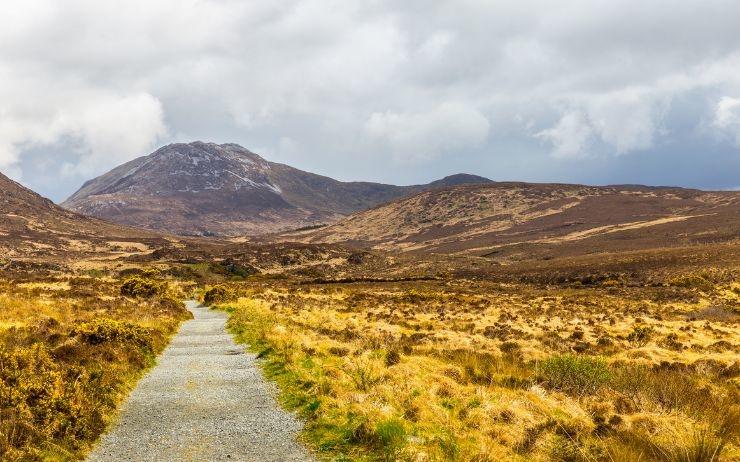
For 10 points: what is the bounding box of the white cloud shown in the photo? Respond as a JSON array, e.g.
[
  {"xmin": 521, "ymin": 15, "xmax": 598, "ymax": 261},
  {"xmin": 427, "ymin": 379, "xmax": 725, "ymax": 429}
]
[
  {"xmin": 587, "ymin": 89, "xmax": 664, "ymax": 154},
  {"xmin": 59, "ymin": 93, "xmax": 167, "ymax": 177},
  {"xmin": 535, "ymin": 111, "xmax": 594, "ymax": 159},
  {"xmin": 0, "ymin": 66, "xmax": 166, "ymax": 177},
  {"xmin": 535, "ymin": 84, "xmax": 674, "ymax": 159},
  {"xmin": 712, "ymin": 96, "xmax": 740, "ymax": 145},
  {"xmin": 364, "ymin": 103, "xmax": 490, "ymax": 162}
]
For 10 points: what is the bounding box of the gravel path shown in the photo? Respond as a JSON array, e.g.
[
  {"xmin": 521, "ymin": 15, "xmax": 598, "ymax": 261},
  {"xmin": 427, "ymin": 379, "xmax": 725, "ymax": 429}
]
[{"xmin": 87, "ymin": 301, "xmax": 312, "ymax": 462}]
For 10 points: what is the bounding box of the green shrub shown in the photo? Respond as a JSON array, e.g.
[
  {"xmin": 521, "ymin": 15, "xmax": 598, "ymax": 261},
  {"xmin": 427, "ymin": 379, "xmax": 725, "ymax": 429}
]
[
  {"xmin": 203, "ymin": 285, "xmax": 236, "ymax": 306},
  {"xmin": 211, "ymin": 259, "xmax": 259, "ymax": 279},
  {"xmin": 538, "ymin": 354, "xmax": 611, "ymax": 396},
  {"xmin": 627, "ymin": 325, "xmax": 655, "ymax": 346},
  {"xmin": 120, "ymin": 276, "xmax": 166, "ymax": 298}
]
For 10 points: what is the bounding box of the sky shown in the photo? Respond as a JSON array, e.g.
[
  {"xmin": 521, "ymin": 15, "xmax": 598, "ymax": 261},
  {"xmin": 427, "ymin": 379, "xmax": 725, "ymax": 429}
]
[{"xmin": 2, "ymin": 0, "xmax": 740, "ymax": 202}]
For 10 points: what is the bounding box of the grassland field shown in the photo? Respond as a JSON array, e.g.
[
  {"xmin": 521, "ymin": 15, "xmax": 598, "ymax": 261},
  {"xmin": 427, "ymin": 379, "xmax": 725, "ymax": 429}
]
[
  {"xmin": 207, "ymin": 266, "xmax": 740, "ymax": 461},
  {"xmin": 1, "ymin": 250, "xmax": 738, "ymax": 462}
]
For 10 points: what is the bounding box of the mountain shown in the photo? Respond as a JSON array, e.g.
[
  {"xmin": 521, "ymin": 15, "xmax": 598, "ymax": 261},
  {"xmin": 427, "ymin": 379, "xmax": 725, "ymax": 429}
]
[
  {"xmin": 0, "ymin": 172, "xmax": 180, "ymax": 260},
  {"xmin": 279, "ymin": 182, "xmax": 740, "ymax": 259},
  {"xmin": 62, "ymin": 142, "xmax": 491, "ymax": 236}
]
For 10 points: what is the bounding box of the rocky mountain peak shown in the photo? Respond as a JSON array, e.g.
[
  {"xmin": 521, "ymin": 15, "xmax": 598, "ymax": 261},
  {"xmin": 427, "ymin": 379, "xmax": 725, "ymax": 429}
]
[{"xmin": 85, "ymin": 142, "xmax": 280, "ymax": 198}]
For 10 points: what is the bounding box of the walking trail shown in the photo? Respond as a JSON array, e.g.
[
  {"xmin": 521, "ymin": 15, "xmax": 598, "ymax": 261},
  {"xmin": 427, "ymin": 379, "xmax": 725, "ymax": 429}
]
[{"xmin": 87, "ymin": 301, "xmax": 312, "ymax": 462}]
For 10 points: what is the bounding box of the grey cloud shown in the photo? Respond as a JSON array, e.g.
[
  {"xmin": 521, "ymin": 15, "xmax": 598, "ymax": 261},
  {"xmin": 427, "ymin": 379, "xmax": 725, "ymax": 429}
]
[{"xmin": 1, "ymin": 0, "xmax": 740, "ymax": 202}]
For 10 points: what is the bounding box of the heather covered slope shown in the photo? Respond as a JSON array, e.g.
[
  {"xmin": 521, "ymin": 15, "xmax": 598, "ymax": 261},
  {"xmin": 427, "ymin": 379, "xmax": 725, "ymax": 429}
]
[
  {"xmin": 0, "ymin": 172, "xmax": 180, "ymax": 260},
  {"xmin": 281, "ymin": 182, "xmax": 740, "ymax": 258},
  {"xmin": 62, "ymin": 142, "xmax": 492, "ymax": 236}
]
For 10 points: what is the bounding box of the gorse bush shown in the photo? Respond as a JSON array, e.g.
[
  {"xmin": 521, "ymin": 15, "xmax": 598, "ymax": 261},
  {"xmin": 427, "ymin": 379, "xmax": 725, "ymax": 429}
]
[
  {"xmin": 72, "ymin": 318, "xmax": 151, "ymax": 348},
  {"xmin": 0, "ymin": 273, "xmax": 189, "ymax": 459},
  {"xmin": 203, "ymin": 285, "xmax": 236, "ymax": 306},
  {"xmin": 538, "ymin": 354, "xmax": 611, "ymax": 395},
  {"xmin": 120, "ymin": 276, "xmax": 167, "ymax": 298},
  {"xmin": 0, "ymin": 344, "xmax": 89, "ymax": 459},
  {"xmin": 0, "ymin": 340, "xmax": 149, "ymax": 459}
]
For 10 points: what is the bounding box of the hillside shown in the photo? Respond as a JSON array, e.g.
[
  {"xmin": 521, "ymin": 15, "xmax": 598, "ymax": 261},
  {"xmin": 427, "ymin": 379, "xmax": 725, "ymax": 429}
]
[
  {"xmin": 0, "ymin": 172, "xmax": 183, "ymax": 260},
  {"xmin": 62, "ymin": 142, "xmax": 491, "ymax": 236},
  {"xmin": 280, "ymin": 182, "xmax": 740, "ymax": 259}
]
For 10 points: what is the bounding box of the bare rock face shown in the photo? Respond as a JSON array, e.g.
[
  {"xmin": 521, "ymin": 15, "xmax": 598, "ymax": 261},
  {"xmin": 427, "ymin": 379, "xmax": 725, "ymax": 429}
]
[{"xmin": 62, "ymin": 142, "xmax": 492, "ymax": 236}]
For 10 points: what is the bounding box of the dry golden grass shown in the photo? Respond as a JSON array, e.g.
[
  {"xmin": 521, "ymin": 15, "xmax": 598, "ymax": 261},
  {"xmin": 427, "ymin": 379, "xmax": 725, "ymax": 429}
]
[
  {"xmin": 215, "ymin": 271, "xmax": 739, "ymax": 461},
  {"xmin": 0, "ymin": 269, "xmax": 191, "ymax": 461}
]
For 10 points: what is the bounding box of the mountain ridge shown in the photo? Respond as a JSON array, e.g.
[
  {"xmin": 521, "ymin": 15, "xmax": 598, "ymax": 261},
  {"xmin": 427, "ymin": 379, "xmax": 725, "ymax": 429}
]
[{"xmin": 62, "ymin": 142, "xmax": 492, "ymax": 236}]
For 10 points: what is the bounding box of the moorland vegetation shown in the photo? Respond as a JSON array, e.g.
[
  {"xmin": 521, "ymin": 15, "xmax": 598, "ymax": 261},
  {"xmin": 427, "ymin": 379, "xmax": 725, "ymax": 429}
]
[
  {"xmin": 208, "ymin": 264, "xmax": 739, "ymax": 461},
  {"xmin": 0, "ymin": 270, "xmax": 190, "ymax": 460}
]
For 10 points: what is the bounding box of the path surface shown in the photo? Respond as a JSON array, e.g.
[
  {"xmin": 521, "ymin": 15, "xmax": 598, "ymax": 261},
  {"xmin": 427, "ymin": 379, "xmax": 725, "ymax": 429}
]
[{"xmin": 87, "ymin": 301, "xmax": 312, "ymax": 462}]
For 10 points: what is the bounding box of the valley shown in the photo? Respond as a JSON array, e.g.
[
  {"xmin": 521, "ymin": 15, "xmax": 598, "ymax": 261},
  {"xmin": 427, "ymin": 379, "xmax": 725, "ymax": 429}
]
[{"xmin": 0, "ymin": 147, "xmax": 738, "ymax": 461}]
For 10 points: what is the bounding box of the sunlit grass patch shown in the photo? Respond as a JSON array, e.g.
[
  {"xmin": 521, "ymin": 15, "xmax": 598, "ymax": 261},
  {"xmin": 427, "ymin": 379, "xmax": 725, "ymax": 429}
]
[{"xmin": 220, "ymin": 275, "xmax": 740, "ymax": 461}]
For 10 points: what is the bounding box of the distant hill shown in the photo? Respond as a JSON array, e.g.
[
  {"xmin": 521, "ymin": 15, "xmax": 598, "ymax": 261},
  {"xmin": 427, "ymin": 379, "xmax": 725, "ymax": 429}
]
[
  {"xmin": 279, "ymin": 182, "xmax": 740, "ymax": 259},
  {"xmin": 62, "ymin": 142, "xmax": 491, "ymax": 236}
]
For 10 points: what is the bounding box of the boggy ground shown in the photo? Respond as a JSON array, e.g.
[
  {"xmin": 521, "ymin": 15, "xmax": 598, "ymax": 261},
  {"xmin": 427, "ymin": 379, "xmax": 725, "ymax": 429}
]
[
  {"xmin": 0, "ymin": 268, "xmax": 192, "ymax": 460},
  {"xmin": 210, "ymin": 263, "xmax": 740, "ymax": 461}
]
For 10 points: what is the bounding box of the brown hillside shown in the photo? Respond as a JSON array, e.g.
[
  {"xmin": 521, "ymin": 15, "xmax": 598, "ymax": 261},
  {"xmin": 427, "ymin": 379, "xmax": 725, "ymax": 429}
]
[
  {"xmin": 0, "ymin": 172, "xmax": 187, "ymax": 260},
  {"xmin": 279, "ymin": 182, "xmax": 740, "ymax": 260}
]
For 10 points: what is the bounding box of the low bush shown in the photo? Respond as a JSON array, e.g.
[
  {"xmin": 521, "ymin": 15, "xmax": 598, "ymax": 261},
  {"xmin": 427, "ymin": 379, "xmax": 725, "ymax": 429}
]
[
  {"xmin": 344, "ymin": 354, "xmax": 383, "ymax": 391},
  {"xmin": 538, "ymin": 354, "xmax": 611, "ymax": 396},
  {"xmin": 203, "ymin": 285, "xmax": 236, "ymax": 306},
  {"xmin": 211, "ymin": 259, "xmax": 259, "ymax": 279},
  {"xmin": 72, "ymin": 318, "xmax": 151, "ymax": 348},
  {"xmin": 0, "ymin": 344, "xmax": 89, "ymax": 459},
  {"xmin": 1, "ymin": 325, "xmax": 160, "ymax": 458},
  {"xmin": 0, "ymin": 273, "xmax": 190, "ymax": 459},
  {"xmin": 627, "ymin": 325, "xmax": 655, "ymax": 346},
  {"xmin": 120, "ymin": 276, "xmax": 167, "ymax": 298},
  {"xmin": 385, "ymin": 349, "xmax": 401, "ymax": 366}
]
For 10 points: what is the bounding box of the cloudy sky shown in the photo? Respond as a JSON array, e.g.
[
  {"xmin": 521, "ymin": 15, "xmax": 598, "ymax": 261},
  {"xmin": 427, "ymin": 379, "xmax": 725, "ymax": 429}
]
[{"xmin": 2, "ymin": 0, "xmax": 740, "ymax": 201}]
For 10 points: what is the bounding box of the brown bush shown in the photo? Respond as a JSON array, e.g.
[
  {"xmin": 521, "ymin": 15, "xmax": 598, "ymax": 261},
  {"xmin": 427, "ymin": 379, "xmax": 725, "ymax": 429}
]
[{"xmin": 203, "ymin": 285, "xmax": 236, "ymax": 306}]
